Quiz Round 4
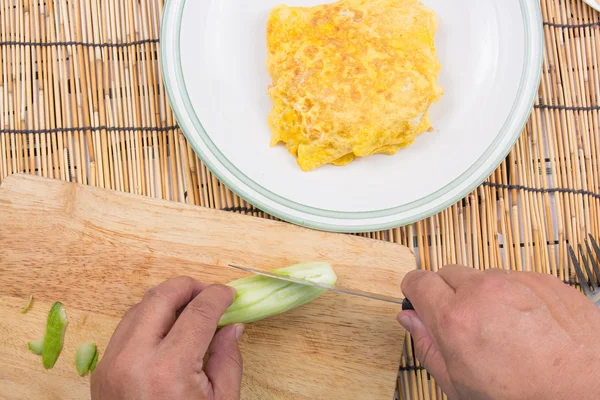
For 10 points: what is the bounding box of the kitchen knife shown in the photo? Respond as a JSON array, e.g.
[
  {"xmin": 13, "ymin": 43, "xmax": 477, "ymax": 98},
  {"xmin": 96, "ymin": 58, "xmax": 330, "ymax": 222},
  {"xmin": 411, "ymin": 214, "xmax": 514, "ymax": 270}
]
[{"xmin": 227, "ymin": 264, "xmax": 415, "ymax": 310}]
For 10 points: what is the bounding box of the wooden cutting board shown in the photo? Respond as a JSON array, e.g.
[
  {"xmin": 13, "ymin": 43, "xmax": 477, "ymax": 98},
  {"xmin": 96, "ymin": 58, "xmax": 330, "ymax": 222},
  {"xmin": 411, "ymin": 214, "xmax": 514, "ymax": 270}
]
[{"xmin": 0, "ymin": 174, "xmax": 415, "ymax": 400}]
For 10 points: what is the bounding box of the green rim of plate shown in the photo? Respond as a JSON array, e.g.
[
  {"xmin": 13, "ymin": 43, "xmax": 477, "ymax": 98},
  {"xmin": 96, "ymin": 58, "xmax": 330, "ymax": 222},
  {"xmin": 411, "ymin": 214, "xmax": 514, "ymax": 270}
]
[{"xmin": 161, "ymin": 0, "xmax": 544, "ymax": 232}]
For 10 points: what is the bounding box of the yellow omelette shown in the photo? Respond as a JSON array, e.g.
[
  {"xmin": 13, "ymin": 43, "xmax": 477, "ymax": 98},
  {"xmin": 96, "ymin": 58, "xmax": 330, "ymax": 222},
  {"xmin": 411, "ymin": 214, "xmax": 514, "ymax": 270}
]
[{"xmin": 266, "ymin": 0, "xmax": 443, "ymax": 171}]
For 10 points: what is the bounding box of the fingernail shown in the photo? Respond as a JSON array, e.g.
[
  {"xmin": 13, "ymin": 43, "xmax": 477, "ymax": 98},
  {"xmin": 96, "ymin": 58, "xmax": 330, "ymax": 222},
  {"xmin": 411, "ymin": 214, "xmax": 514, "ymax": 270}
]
[
  {"xmin": 235, "ymin": 324, "xmax": 245, "ymax": 342},
  {"xmin": 397, "ymin": 314, "xmax": 413, "ymax": 334}
]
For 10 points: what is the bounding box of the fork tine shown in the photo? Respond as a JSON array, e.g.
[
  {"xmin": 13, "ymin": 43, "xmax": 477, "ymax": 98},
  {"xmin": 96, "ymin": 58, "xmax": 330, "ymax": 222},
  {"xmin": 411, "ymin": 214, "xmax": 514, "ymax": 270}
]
[
  {"xmin": 578, "ymin": 244, "xmax": 596, "ymax": 291},
  {"xmin": 585, "ymin": 238, "xmax": 600, "ymax": 286},
  {"xmin": 569, "ymin": 245, "xmax": 591, "ymax": 295}
]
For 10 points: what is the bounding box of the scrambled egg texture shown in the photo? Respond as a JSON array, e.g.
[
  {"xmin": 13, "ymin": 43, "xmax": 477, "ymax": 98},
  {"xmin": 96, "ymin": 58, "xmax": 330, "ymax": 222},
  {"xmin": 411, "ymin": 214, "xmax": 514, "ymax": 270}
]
[{"xmin": 266, "ymin": 0, "xmax": 443, "ymax": 171}]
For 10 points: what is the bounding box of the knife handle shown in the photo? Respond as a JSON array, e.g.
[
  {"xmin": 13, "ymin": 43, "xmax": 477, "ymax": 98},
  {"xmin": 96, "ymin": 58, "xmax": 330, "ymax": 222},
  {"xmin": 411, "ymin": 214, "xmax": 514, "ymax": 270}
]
[{"xmin": 401, "ymin": 298, "xmax": 415, "ymax": 311}]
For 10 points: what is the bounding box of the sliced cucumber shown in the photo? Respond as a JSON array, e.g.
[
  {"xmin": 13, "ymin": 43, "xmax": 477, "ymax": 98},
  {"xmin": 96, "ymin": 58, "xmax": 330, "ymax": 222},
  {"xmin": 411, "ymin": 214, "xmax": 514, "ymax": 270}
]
[
  {"xmin": 89, "ymin": 349, "xmax": 99, "ymax": 373},
  {"xmin": 75, "ymin": 342, "xmax": 97, "ymax": 376},
  {"xmin": 27, "ymin": 339, "xmax": 44, "ymax": 355},
  {"xmin": 21, "ymin": 295, "xmax": 33, "ymax": 314},
  {"xmin": 42, "ymin": 302, "xmax": 69, "ymax": 369}
]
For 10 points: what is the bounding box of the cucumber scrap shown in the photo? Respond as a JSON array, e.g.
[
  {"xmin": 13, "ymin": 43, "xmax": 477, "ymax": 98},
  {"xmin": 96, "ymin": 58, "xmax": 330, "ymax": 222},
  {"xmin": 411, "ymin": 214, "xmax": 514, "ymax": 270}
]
[
  {"xmin": 75, "ymin": 342, "xmax": 97, "ymax": 376},
  {"xmin": 218, "ymin": 262, "xmax": 337, "ymax": 327},
  {"xmin": 28, "ymin": 339, "xmax": 44, "ymax": 355},
  {"xmin": 42, "ymin": 302, "xmax": 69, "ymax": 369},
  {"xmin": 89, "ymin": 349, "xmax": 99, "ymax": 373},
  {"xmin": 21, "ymin": 295, "xmax": 33, "ymax": 314}
]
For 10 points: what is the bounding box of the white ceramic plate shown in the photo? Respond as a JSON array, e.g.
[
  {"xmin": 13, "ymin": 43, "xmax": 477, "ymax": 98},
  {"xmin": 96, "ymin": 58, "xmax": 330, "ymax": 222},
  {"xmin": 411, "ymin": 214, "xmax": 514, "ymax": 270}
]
[
  {"xmin": 161, "ymin": 0, "xmax": 543, "ymax": 232},
  {"xmin": 583, "ymin": 0, "xmax": 600, "ymax": 12}
]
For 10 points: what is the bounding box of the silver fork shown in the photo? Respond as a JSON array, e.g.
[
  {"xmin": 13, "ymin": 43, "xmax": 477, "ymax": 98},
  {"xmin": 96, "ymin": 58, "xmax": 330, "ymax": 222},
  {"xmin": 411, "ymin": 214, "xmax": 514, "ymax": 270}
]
[{"xmin": 568, "ymin": 234, "xmax": 600, "ymax": 307}]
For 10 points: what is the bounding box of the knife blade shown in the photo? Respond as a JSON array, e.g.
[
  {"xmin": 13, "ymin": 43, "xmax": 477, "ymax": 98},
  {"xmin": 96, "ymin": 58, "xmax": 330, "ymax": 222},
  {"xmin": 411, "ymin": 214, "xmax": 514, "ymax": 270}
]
[{"xmin": 227, "ymin": 264, "xmax": 414, "ymax": 310}]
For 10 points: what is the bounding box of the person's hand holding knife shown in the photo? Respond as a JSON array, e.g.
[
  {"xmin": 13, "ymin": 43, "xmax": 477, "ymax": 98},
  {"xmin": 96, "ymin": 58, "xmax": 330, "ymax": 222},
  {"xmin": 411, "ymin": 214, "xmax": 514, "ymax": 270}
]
[{"xmin": 398, "ymin": 265, "xmax": 600, "ymax": 399}]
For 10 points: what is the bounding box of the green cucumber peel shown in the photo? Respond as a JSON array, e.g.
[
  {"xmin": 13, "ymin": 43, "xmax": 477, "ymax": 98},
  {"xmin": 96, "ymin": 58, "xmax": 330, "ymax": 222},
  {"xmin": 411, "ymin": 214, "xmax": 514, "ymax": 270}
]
[
  {"xmin": 75, "ymin": 342, "xmax": 97, "ymax": 376},
  {"xmin": 42, "ymin": 302, "xmax": 69, "ymax": 369},
  {"xmin": 89, "ymin": 349, "xmax": 99, "ymax": 373},
  {"xmin": 218, "ymin": 262, "xmax": 337, "ymax": 327},
  {"xmin": 27, "ymin": 339, "xmax": 44, "ymax": 355},
  {"xmin": 21, "ymin": 295, "xmax": 33, "ymax": 313}
]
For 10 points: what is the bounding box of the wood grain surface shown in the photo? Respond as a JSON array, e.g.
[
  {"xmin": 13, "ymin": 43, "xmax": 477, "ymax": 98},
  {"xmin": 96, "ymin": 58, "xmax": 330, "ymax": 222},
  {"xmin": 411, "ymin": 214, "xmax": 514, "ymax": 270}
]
[{"xmin": 0, "ymin": 174, "xmax": 416, "ymax": 399}]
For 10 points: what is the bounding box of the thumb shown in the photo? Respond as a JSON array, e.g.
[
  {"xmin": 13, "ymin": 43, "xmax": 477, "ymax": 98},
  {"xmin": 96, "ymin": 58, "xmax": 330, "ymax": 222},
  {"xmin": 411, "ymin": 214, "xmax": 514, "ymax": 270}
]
[
  {"xmin": 205, "ymin": 324, "xmax": 244, "ymax": 399},
  {"xmin": 397, "ymin": 311, "xmax": 458, "ymax": 399}
]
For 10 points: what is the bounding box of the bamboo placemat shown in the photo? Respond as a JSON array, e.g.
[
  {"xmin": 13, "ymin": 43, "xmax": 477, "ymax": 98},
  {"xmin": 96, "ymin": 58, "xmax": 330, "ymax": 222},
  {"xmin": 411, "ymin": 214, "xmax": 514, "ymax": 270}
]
[{"xmin": 1, "ymin": 0, "xmax": 599, "ymax": 399}]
